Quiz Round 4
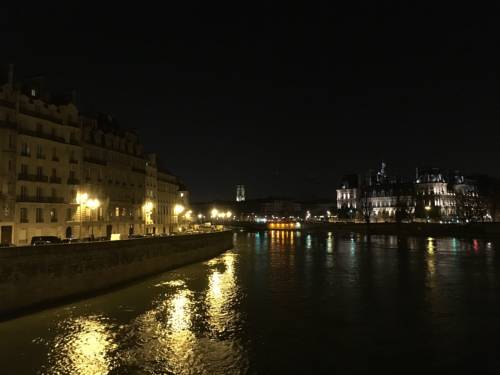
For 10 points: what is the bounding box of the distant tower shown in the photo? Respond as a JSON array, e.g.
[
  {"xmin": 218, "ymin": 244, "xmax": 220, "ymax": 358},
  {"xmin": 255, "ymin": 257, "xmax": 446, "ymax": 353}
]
[{"xmin": 236, "ymin": 185, "xmax": 246, "ymax": 202}]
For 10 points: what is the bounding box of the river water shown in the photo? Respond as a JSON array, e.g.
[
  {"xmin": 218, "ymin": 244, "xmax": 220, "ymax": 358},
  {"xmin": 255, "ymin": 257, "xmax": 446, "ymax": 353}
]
[{"xmin": 0, "ymin": 231, "xmax": 499, "ymax": 374}]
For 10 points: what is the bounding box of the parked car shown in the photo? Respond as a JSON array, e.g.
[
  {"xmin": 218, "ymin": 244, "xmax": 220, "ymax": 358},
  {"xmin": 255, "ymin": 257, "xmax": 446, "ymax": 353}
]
[{"xmin": 31, "ymin": 236, "xmax": 61, "ymax": 246}]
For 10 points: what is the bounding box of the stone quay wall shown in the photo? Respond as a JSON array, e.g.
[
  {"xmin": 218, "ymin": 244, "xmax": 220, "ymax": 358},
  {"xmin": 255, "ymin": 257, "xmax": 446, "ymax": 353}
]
[{"xmin": 0, "ymin": 230, "xmax": 234, "ymax": 317}]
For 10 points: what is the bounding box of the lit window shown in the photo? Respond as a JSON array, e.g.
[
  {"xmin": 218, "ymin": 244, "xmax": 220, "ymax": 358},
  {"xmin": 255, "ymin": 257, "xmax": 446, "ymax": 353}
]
[
  {"xmin": 50, "ymin": 208, "xmax": 58, "ymax": 222},
  {"xmin": 31, "ymin": 88, "xmax": 36, "ymax": 97}
]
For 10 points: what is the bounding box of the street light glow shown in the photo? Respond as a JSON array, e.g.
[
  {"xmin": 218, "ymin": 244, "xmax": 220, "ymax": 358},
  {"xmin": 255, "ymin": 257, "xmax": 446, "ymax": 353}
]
[
  {"xmin": 211, "ymin": 208, "xmax": 219, "ymax": 218},
  {"xmin": 143, "ymin": 201, "xmax": 154, "ymax": 212},
  {"xmin": 86, "ymin": 198, "xmax": 101, "ymax": 210},
  {"xmin": 174, "ymin": 204, "xmax": 185, "ymax": 215},
  {"xmin": 76, "ymin": 192, "xmax": 88, "ymax": 204}
]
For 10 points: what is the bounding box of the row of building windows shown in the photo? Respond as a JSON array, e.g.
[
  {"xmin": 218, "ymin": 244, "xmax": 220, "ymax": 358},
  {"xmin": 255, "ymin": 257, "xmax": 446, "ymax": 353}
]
[
  {"xmin": 20, "ymin": 142, "xmax": 78, "ymax": 162},
  {"xmin": 19, "ymin": 207, "xmax": 70, "ymax": 223}
]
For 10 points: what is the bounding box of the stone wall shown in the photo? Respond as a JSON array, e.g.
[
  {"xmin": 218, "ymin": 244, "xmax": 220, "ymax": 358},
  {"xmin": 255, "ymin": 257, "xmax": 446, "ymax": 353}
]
[{"xmin": 0, "ymin": 230, "xmax": 233, "ymax": 317}]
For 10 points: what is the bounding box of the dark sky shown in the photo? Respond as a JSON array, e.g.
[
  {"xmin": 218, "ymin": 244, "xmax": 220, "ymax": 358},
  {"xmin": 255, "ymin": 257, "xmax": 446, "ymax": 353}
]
[{"xmin": 2, "ymin": 3, "xmax": 500, "ymax": 202}]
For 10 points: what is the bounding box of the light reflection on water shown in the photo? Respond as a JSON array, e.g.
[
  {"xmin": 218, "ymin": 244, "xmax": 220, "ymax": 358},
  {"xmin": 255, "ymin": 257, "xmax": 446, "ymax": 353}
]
[
  {"xmin": 1, "ymin": 233, "xmax": 500, "ymax": 374},
  {"xmin": 43, "ymin": 316, "xmax": 117, "ymax": 375}
]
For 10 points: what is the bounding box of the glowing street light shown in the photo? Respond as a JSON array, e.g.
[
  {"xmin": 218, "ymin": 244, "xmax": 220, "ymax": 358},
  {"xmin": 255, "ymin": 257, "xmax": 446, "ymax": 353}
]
[
  {"xmin": 143, "ymin": 201, "xmax": 154, "ymax": 234},
  {"xmin": 174, "ymin": 204, "xmax": 185, "ymax": 215},
  {"xmin": 87, "ymin": 198, "xmax": 101, "ymax": 240},
  {"xmin": 76, "ymin": 192, "xmax": 89, "ymax": 240},
  {"xmin": 211, "ymin": 208, "xmax": 219, "ymax": 219},
  {"xmin": 425, "ymin": 205, "xmax": 431, "ymax": 223}
]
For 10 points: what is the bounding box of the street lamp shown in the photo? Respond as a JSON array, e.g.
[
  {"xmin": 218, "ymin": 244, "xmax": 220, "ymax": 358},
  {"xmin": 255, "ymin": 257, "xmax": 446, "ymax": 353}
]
[
  {"xmin": 143, "ymin": 201, "xmax": 154, "ymax": 235},
  {"xmin": 173, "ymin": 204, "xmax": 185, "ymax": 232},
  {"xmin": 76, "ymin": 192, "xmax": 88, "ymax": 240},
  {"xmin": 425, "ymin": 205, "xmax": 431, "ymax": 223},
  {"xmin": 86, "ymin": 198, "xmax": 100, "ymax": 240}
]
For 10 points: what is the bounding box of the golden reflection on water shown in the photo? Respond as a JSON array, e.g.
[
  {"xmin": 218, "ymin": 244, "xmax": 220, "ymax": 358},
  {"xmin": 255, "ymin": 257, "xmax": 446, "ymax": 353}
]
[
  {"xmin": 426, "ymin": 237, "xmax": 436, "ymax": 286},
  {"xmin": 45, "ymin": 316, "xmax": 116, "ymax": 375},
  {"xmin": 206, "ymin": 253, "xmax": 237, "ymax": 334}
]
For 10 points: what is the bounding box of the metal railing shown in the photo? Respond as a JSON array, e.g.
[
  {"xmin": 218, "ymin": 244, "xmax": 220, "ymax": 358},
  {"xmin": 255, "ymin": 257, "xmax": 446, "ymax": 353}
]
[
  {"xmin": 16, "ymin": 196, "xmax": 65, "ymax": 203},
  {"xmin": 17, "ymin": 174, "xmax": 49, "ymax": 182}
]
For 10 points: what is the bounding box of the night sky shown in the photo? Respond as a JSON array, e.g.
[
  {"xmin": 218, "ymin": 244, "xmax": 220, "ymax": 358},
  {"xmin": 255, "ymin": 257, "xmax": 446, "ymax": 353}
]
[{"xmin": 2, "ymin": 3, "xmax": 499, "ymax": 202}]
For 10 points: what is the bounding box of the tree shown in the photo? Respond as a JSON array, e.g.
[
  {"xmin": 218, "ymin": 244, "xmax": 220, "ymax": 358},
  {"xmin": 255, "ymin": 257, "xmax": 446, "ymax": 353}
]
[
  {"xmin": 394, "ymin": 183, "xmax": 415, "ymax": 223},
  {"xmin": 337, "ymin": 204, "xmax": 355, "ymax": 221},
  {"xmin": 359, "ymin": 188, "xmax": 372, "ymax": 224}
]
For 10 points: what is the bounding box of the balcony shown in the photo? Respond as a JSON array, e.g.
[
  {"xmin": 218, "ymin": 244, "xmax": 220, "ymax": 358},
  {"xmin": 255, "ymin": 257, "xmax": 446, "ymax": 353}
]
[
  {"xmin": 83, "ymin": 156, "xmax": 107, "ymax": 166},
  {"xmin": 19, "ymin": 105, "xmax": 63, "ymax": 125},
  {"xmin": 49, "ymin": 176, "xmax": 62, "ymax": 184},
  {"xmin": 132, "ymin": 167, "xmax": 146, "ymax": 174},
  {"xmin": 69, "ymin": 158, "xmax": 79, "ymax": 164},
  {"xmin": 0, "ymin": 98, "xmax": 15, "ymax": 109},
  {"xmin": 0, "ymin": 120, "xmax": 16, "ymax": 130},
  {"xmin": 18, "ymin": 127, "xmax": 66, "ymax": 144},
  {"xmin": 36, "ymin": 154, "xmax": 46, "ymax": 160},
  {"xmin": 16, "ymin": 196, "xmax": 65, "ymax": 203},
  {"xmin": 67, "ymin": 178, "xmax": 80, "ymax": 185},
  {"xmin": 52, "ymin": 156, "xmax": 60, "ymax": 162},
  {"xmin": 18, "ymin": 174, "xmax": 49, "ymax": 182},
  {"xmin": 67, "ymin": 120, "xmax": 80, "ymax": 128}
]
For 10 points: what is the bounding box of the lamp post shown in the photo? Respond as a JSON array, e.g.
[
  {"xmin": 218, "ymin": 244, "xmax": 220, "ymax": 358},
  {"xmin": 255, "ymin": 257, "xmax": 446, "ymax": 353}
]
[
  {"xmin": 174, "ymin": 204, "xmax": 185, "ymax": 232},
  {"xmin": 143, "ymin": 201, "xmax": 154, "ymax": 235},
  {"xmin": 76, "ymin": 192, "xmax": 88, "ymax": 240},
  {"xmin": 425, "ymin": 205, "xmax": 431, "ymax": 223},
  {"xmin": 86, "ymin": 198, "xmax": 100, "ymax": 240}
]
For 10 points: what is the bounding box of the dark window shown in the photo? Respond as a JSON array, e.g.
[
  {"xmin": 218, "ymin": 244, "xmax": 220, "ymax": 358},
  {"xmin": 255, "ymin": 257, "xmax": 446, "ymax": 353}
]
[
  {"xmin": 20, "ymin": 208, "xmax": 28, "ymax": 223},
  {"xmin": 36, "ymin": 208, "xmax": 43, "ymax": 223}
]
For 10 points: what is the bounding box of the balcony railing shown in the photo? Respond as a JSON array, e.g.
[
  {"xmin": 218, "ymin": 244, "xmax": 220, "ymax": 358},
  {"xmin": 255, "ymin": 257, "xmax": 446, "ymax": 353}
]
[
  {"xmin": 0, "ymin": 120, "xmax": 16, "ymax": 130},
  {"xmin": 69, "ymin": 158, "xmax": 79, "ymax": 164},
  {"xmin": 18, "ymin": 174, "xmax": 49, "ymax": 182},
  {"xmin": 83, "ymin": 156, "xmax": 107, "ymax": 166},
  {"xmin": 132, "ymin": 167, "xmax": 146, "ymax": 174},
  {"xmin": 67, "ymin": 178, "xmax": 80, "ymax": 185},
  {"xmin": 67, "ymin": 120, "xmax": 80, "ymax": 128},
  {"xmin": 49, "ymin": 176, "xmax": 62, "ymax": 184},
  {"xmin": 19, "ymin": 128, "xmax": 66, "ymax": 144},
  {"xmin": 19, "ymin": 105, "xmax": 63, "ymax": 125},
  {"xmin": 0, "ymin": 98, "xmax": 15, "ymax": 109},
  {"xmin": 16, "ymin": 196, "xmax": 65, "ymax": 203}
]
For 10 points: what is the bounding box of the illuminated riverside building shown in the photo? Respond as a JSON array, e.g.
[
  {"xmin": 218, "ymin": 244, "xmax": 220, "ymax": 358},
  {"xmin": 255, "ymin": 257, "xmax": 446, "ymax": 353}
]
[
  {"xmin": 0, "ymin": 68, "xmax": 188, "ymax": 245},
  {"xmin": 336, "ymin": 163, "xmax": 482, "ymax": 223}
]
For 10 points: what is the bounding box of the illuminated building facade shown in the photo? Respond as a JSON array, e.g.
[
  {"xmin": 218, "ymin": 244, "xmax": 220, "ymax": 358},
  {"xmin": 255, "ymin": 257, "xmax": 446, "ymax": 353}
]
[
  {"xmin": 336, "ymin": 163, "xmax": 482, "ymax": 223},
  {"xmin": 0, "ymin": 68, "xmax": 188, "ymax": 245},
  {"xmin": 0, "ymin": 73, "xmax": 83, "ymax": 245},
  {"xmin": 236, "ymin": 185, "xmax": 245, "ymax": 202}
]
